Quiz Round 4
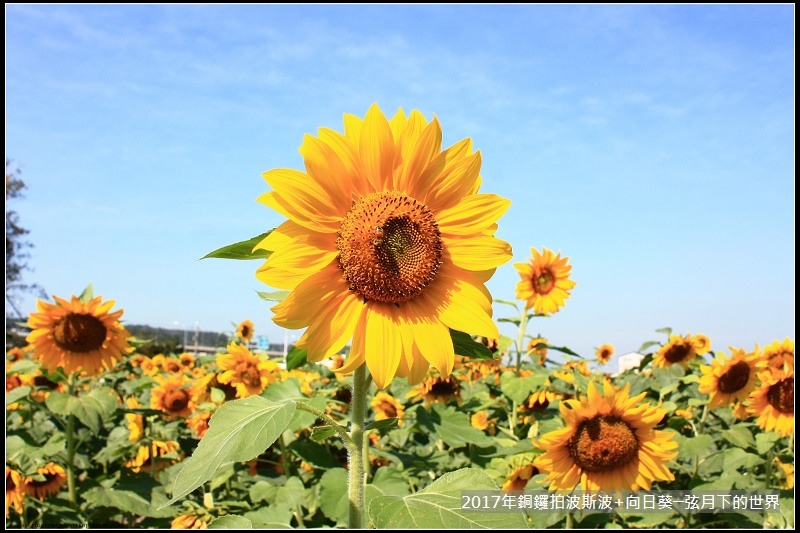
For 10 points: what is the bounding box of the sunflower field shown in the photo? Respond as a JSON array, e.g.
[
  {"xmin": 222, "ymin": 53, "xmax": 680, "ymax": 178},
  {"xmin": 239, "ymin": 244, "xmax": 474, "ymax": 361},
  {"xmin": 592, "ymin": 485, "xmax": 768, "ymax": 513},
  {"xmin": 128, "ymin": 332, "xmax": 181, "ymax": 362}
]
[{"xmin": 5, "ymin": 105, "xmax": 794, "ymax": 529}]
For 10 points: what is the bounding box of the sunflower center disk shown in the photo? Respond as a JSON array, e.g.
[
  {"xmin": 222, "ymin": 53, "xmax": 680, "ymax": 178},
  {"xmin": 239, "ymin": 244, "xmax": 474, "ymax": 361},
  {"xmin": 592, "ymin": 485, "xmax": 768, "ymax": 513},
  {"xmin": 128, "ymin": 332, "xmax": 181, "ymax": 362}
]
[
  {"xmin": 53, "ymin": 313, "xmax": 107, "ymax": 353},
  {"xmin": 718, "ymin": 361, "xmax": 751, "ymax": 393},
  {"xmin": 337, "ymin": 191, "xmax": 442, "ymax": 305},
  {"xmin": 165, "ymin": 390, "xmax": 190, "ymax": 411},
  {"xmin": 534, "ymin": 269, "xmax": 556, "ymax": 295},
  {"xmin": 664, "ymin": 343, "xmax": 693, "ymax": 363},
  {"xmin": 568, "ymin": 415, "xmax": 639, "ymax": 473},
  {"xmin": 767, "ymin": 378, "xmax": 794, "ymax": 414}
]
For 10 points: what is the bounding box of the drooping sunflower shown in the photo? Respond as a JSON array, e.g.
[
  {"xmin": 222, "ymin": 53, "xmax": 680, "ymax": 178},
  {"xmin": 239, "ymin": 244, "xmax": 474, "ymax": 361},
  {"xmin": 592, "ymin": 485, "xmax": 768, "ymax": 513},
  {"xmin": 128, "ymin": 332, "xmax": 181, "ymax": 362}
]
[
  {"xmin": 24, "ymin": 463, "xmax": 67, "ymax": 500},
  {"xmin": 534, "ymin": 381, "xmax": 678, "ymax": 491},
  {"xmin": 171, "ymin": 514, "xmax": 209, "ymax": 529},
  {"xmin": 256, "ymin": 104, "xmax": 512, "ymax": 389},
  {"xmin": 187, "ymin": 410, "xmax": 214, "ymax": 439},
  {"xmin": 653, "ymin": 333, "xmax": 709, "ymax": 368},
  {"xmin": 150, "ymin": 375, "xmax": 200, "ymax": 419},
  {"xmin": 471, "ymin": 410, "xmax": 497, "ymax": 433},
  {"xmin": 595, "ymin": 344, "xmax": 614, "ymax": 366},
  {"xmin": 527, "ymin": 336, "xmax": 549, "ymax": 365},
  {"xmin": 6, "ymin": 467, "xmax": 25, "ymax": 517},
  {"xmin": 126, "ymin": 440, "xmax": 181, "ymax": 473},
  {"xmin": 217, "ymin": 342, "xmax": 280, "ymax": 398},
  {"xmin": 371, "ymin": 391, "xmax": 405, "ymax": 426},
  {"xmin": 502, "ymin": 461, "xmax": 539, "ymax": 491},
  {"xmin": 514, "ymin": 248, "xmax": 575, "ymax": 315},
  {"xmin": 26, "ymin": 294, "xmax": 132, "ymax": 375},
  {"xmin": 124, "ymin": 396, "xmax": 145, "ymax": 443},
  {"xmin": 236, "ymin": 320, "xmax": 255, "ymax": 344},
  {"xmin": 748, "ymin": 367, "xmax": 794, "ymax": 437},
  {"xmin": 762, "ymin": 338, "xmax": 794, "ymax": 372},
  {"xmin": 698, "ymin": 347, "xmax": 759, "ymax": 409}
]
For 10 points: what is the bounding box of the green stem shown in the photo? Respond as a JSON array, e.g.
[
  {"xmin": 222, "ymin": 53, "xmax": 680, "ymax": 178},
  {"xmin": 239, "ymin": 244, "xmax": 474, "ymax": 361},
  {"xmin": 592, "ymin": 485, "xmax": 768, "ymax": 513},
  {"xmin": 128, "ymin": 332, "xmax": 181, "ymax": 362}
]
[
  {"xmin": 566, "ymin": 511, "xmax": 574, "ymax": 529},
  {"xmin": 294, "ymin": 402, "xmax": 353, "ymax": 446},
  {"xmin": 348, "ymin": 364, "xmax": 369, "ymax": 529},
  {"xmin": 65, "ymin": 375, "xmax": 78, "ymax": 507},
  {"xmin": 764, "ymin": 447, "xmax": 775, "ymax": 490},
  {"xmin": 515, "ymin": 308, "xmax": 529, "ymax": 375}
]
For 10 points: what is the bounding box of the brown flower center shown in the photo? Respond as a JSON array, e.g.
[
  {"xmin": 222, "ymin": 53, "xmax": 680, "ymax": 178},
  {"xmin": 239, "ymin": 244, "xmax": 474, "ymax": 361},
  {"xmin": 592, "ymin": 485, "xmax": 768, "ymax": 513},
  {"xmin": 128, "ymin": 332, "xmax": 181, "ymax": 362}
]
[
  {"xmin": 767, "ymin": 377, "xmax": 794, "ymax": 414},
  {"xmin": 240, "ymin": 325, "xmax": 251, "ymax": 339},
  {"xmin": 337, "ymin": 191, "xmax": 442, "ymax": 305},
  {"xmin": 718, "ymin": 361, "xmax": 751, "ymax": 394},
  {"xmin": 164, "ymin": 389, "xmax": 190, "ymax": 412},
  {"xmin": 28, "ymin": 472, "xmax": 60, "ymax": 488},
  {"xmin": 6, "ymin": 471, "xmax": 18, "ymax": 492},
  {"xmin": 377, "ymin": 400, "xmax": 398, "ymax": 418},
  {"xmin": 53, "ymin": 313, "xmax": 107, "ymax": 353},
  {"xmin": 428, "ymin": 377, "xmax": 460, "ymax": 402},
  {"xmin": 534, "ymin": 269, "xmax": 555, "ymax": 295},
  {"xmin": 568, "ymin": 415, "xmax": 639, "ymax": 473},
  {"xmin": 237, "ymin": 363, "xmax": 263, "ymax": 388},
  {"xmin": 664, "ymin": 341, "xmax": 694, "ymax": 363}
]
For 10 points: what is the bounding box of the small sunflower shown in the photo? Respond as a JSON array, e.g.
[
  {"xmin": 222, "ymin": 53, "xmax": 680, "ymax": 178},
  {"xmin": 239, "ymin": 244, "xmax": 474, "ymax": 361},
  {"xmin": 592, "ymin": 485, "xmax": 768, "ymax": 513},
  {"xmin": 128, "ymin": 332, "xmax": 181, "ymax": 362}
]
[
  {"xmin": 171, "ymin": 514, "xmax": 208, "ymax": 529},
  {"xmin": 371, "ymin": 391, "xmax": 405, "ymax": 426},
  {"xmin": 179, "ymin": 353, "xmax": 196, "ymax": 369},
  {"xmin": 26, "ymin": 294, "xmax": 132, "ymax": 375},
  {"xmin": 762, "ymin": 338, "xmax": 794, "ymax": 372},
  {"xmin": 217, "ymin": 342, "xmax": 280, "ymax": 398},
  {"xmin": 534, "ymin": 382, "xmax": 678, "ymax": 491},
  {"xmin": 502, "ymin": 462, "xmax": 539, "ymax": 491},
  {"xmin": 774, "ymin": 457, "xmax": 794, "ymax": 490},
  {"xmin": 6, "ymin": 467, "xmax": 26, "ymax": 517},
  {"xmin": 699, "ymin": 348, "xmax": 759, "ymax": 409},
  {"xmin": 514, "ymin": 248, "xmax": 575, "ymax": 315},
  {"xmin": 595, "ymin": 344, "xmax": 614, "ymax": 365},
  {"xmin": 653, "ymin": 333, "xmax": 706, "ymax": 368},
  {"xmin": 126, "ymin": 440, "xmax": 181, "ymax": 473},
  {"xmin": 407, "ymin": 374, "xmax": 461, "ymax": 405},
  {"xmin": 188, "ymin": 410, "xmax": 214, "ymax": 439},
  {"xmin": 6, "ymin": 347, "xmax": 25, "ymax": 364},
  {"xmin": 471, "ymin": 410, "xmax": 496, "ymax": 433},
  {"xmin": 150, "ymin": 375, "xmax": 199, "ymax": 419},
  {"xmin": 527, "ymin": 336, "xmax": 549, "ymax": 365},
  {"xmin": 257, "ymin": 104, "xmax": 512, "ymax": 390},
  {"xmin": 124, "ymin": 396, "xmax": 145, "ymax": 443},
  {"xmin": 748, "ymin": 367, "xmax": 794, "ymax": 437},
  {"xmin": 24, "ymin": 463, "xmax": 67, "ymax": 501},
  {"xmin": 236, "ymin": 320, "xmax": 255, "ymax": 344}
]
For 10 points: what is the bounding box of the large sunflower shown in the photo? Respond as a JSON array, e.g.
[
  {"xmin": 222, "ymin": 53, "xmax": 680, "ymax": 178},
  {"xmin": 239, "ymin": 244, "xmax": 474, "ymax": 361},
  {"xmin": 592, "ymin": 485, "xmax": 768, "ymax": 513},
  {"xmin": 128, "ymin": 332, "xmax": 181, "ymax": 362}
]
[
  {"xmin": 150, "ymin": 375, "xmax": 200, "ymax": 419},
  {"xmin": 514, "ymin": 247, "xmax": 575, "ymax": 315},
  {"xmin": 698, "ymin": 347, "xmax": 759, "ymax": 409},
  {"xmin": 748, "ymin": 367, "xmax": 794, "ymax": 437},
  {"xmin": 255, "ymin": 104, "xmax": 512, "ymax": 389},
  {"xmin": 534, "ymin": 382, "xmax": 678, "ymax": 491},
  {"xmin": 26, "ymin": 295, "xmax": 132, "ymax": 375},
  {"xmin": 652, "ymin": 333, "xmax": 710, "ymax": 368},
  {"xmin": 216, "ymin": 342, "xmax": 280, "ymax": 398}
]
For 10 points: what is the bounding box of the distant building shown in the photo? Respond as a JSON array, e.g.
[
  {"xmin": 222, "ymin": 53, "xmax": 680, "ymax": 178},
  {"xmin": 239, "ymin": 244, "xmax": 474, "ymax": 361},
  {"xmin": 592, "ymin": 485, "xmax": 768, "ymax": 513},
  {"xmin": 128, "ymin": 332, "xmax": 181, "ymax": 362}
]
[{"xmin": 617, "ymin": 352, "xmax": 645, "ymax": 373}]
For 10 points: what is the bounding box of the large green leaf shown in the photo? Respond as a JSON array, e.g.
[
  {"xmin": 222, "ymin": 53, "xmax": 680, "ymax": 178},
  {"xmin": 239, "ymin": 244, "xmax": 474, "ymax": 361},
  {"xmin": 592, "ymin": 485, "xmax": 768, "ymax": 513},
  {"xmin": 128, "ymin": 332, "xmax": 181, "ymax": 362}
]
[
  {"xmin": 166, "ymin": 396, "xmax": 296, "ymax": 505},
  {"xmin": 369, "ymin": 468, "xmax": 528, "ymax": 529},
  {"xmin": 82, "ymin": 486, "xmax": 174, "ymax": 518},
  {"xmin": 208, "ymin": 515, "xmax": 253, "ymax": 529},
  {"xmin": 416, "ymin": 404, "xmax": 493, "ymax": 448},
  {"xmin": 319, "ymin": 468, "xmax": 349, "ymax": 525},
  {"xmin": 500, "ymin": 372, "xmax": 549, "ymax": 404},
  {"xmin": 45, "ymin": 387, "xmax": 117, "ymax": 434},
  {"xmin": 202, "ymin": 232, "xmax": 272, "ymax": 260},
  {"xmin": 243, "ymin": 505, "xmax": 294, "ymax": 529},
  {"xmin": 721, "ymin": 425, "xmax": 755, "ymax": 450},
  {"xmin": 6, "ymin": 386, "xmax": 31, "ymax": 406},
  {"xmin": 676, "ymin": 434, "xmax": 715, "ymax": 459},
  {"xmin": 285, "ymin": 347, "xmax": 308, "ymax": 370},
  {"xmin": 451, "ymin": 330, "xmax": 495, "ymax": 361}
]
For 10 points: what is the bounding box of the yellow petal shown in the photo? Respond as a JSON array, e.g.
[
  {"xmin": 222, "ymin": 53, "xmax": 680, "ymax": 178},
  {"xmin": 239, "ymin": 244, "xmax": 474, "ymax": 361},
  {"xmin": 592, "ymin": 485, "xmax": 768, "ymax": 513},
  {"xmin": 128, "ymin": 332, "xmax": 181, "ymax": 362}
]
[
  {"xmin": 270, "ymin": 263, "xmax": 346, "ymax": 329},
  {"xmin": 397, "ymin": 117, "xmax": 442, "ymax": 194},
  {"xmin": 364, "ymin": 304, "xmax": 402, "ymax": 389},
  {"xmin": 424, "ymin": 149, "xmax": 482, "ymax": 211},
  {"xmin": 446, "ymin": 235, "xmax": 513, "ymax": 271},
  {"xmin": 359, "ymin": 104, "xmax": 395, "ymax": 191},
  {"xmin": 437, "ymin": 194, "xmax": 511, "ymax": 236},
  {"xmin": 300, "ymin": 133, "xmax": 357, "ymax": 208},
  {"xmin": 261, "ymin": 169, "xmax": 343, "ymax": 231},
  {"xmin": 298, "ymin": 290, "xmax": 363, "ymax": 363},
  {"xmin": 256, "ymin": 243, "xmax": 337, "ymax": 290}
]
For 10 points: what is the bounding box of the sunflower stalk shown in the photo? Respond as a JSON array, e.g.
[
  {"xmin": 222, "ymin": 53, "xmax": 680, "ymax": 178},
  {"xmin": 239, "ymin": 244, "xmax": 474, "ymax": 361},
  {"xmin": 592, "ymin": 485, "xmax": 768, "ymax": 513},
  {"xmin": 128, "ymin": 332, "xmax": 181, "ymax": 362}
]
[
  {"xmin": 347, "ymin": 364, "xmax": 369, "ymax": 529},
  {"xmin": 515, "ymin": 306, "xmax": 530, "ymax": 375},
  {"xmin": 65, "ymin": 374, "xmax": 78, "ymax": 507}
]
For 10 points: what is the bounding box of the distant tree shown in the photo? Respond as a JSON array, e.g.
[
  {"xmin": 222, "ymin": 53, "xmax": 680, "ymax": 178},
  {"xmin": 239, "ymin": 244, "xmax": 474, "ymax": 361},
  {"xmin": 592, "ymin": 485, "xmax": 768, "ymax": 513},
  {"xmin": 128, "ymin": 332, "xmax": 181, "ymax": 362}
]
[{"xmin": 6, "ymin": 159, "xmax": 45, "ymax": 319}]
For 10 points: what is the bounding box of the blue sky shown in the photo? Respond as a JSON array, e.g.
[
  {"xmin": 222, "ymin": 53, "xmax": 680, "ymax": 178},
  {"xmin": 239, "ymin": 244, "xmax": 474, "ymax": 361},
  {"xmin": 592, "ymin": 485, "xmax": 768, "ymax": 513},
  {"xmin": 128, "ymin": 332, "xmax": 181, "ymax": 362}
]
[{"xmin": 6, "ymin": 5, "xmax": 794, "ymax": 366}]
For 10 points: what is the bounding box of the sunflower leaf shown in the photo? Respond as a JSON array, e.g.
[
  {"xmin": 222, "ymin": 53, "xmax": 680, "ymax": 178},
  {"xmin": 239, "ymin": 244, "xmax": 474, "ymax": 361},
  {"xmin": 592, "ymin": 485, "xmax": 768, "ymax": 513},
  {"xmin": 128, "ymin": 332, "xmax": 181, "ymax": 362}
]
[
  {"xmin": 6, "ymin": 386, "xmax": 31, "ymax": 406},
  {"xmin": 368, "ymin": 467, "xmax": 528, "ymax": 529},
  {"xmin": 45, "ymin": 387, "xmax": 117, "ymax": 435},
  {"xmin": 311, "ymin": 425, "xmax": 338, "ymax": 443},
  {"xmin": 201, "ymin": 232, "xmax": 273, "ymax": 260},
  {"xmin": 500, "ymin": 372, "xmax": 549, "ymax": 404},
  {"xmin": 255, "ymin": 290, "xmax": 290, "ymax": 302},
  {"xmin": 492, "ymin": 298, "xmax": 519, "ymax": 309},
  {"xmin": 208, "ymin": 515, "xmax": 253, "ymax": 529},
  {"xmin": 164, "ymin": 396, "xmax": 296, "ymax": 506},
  {"xmin": 286, "ymin": 347, "xmax": 308, "ymax": 370},
  {"xmin": 78, "ymin": 283, "xmax": 94, "ymax": 303},
  {"xmin": 365, "ymin": 418, "xmax": 400, "ymax": 432},
  {"xmin": 451, "ymin": 330, "xmax": 494, "ymax": 360}
]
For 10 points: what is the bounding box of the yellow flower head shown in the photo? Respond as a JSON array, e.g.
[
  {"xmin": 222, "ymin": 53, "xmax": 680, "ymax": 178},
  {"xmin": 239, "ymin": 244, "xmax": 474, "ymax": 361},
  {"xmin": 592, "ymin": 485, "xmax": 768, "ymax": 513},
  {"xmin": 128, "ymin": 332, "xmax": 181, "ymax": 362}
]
[
  {"xmin": 24, "ymin": 463, "xmax": 67, "ymax": 501},
  {"xmin": 171, "ymin": 514, "xmax": 208, "ymax": 529},
  {"xmin": 534, "ymin": 382, "xmax": 678, "ymax": 492},
  {"xmin": 26, "ymin": 294, "xmax": 132, "ymax": 375},
  {"xmin": 595, "ymin": 343, "xmax": 615, "ymax": 365},
  {"xmin": 514, "ymin": 248, "xmax": 575, "ymax": 315},
  {"xmin": 236, "ymin": 320, "xmax": 255, "ymax": 343},
  {"xmin": 217, "ymin": 342, "xmax": 280, "ymax": 398},
  {"xmin": 698, "ymin": 347, "xmax": 759, "ymax": 409},
  {"xmin": 150, "ymin": 374, "xmax": 200, "ymax": 419},
  {"xmin": 124, "ymin": 396, "xmax": 145, "ymax": 443},
  {"xmin": 527, "ymin": 337, "xmax": 549, "ymax": 365},
  {"xmin": 502, "ymin": 462, "xmax": 539, "ymax": 491},
  {"xmin": 6, "ymin": 468, "xmax": 26, "ymax": 517},
  {"xmin": 126, "ymin": 440, "xmax": 181, "ymax": 473},
  {"xmin": 762, "ymin": 338, "xmax": 794, "ymax": 372},
  {"xmin": 371, "ymin": 391, "xmax": 405, "ymax": 426},
  {"xmin": 256, "ymin": 104, "xmax": 512, "ymax": 389},
  {"xmin": 407, "ymin": 374, "xmax": 461, "ymax": 406},
  {"xmin": 748, "ymin": 366, "xmax": 794, "ymax": 438},
  {"xmin": 653, "ymin": 334, "xmax": 704, "ymax": 368},
  {"xmin": 187, "ymin": 410, "xmax": 214, "ymax": 439}
]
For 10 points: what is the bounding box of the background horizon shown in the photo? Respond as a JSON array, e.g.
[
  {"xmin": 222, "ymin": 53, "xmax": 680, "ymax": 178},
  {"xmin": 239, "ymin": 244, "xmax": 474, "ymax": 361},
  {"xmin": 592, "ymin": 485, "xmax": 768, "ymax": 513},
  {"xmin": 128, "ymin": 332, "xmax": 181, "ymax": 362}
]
[{"xmin": 6, "ymin": 5, "xmax": 795, "ymax": 368}]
